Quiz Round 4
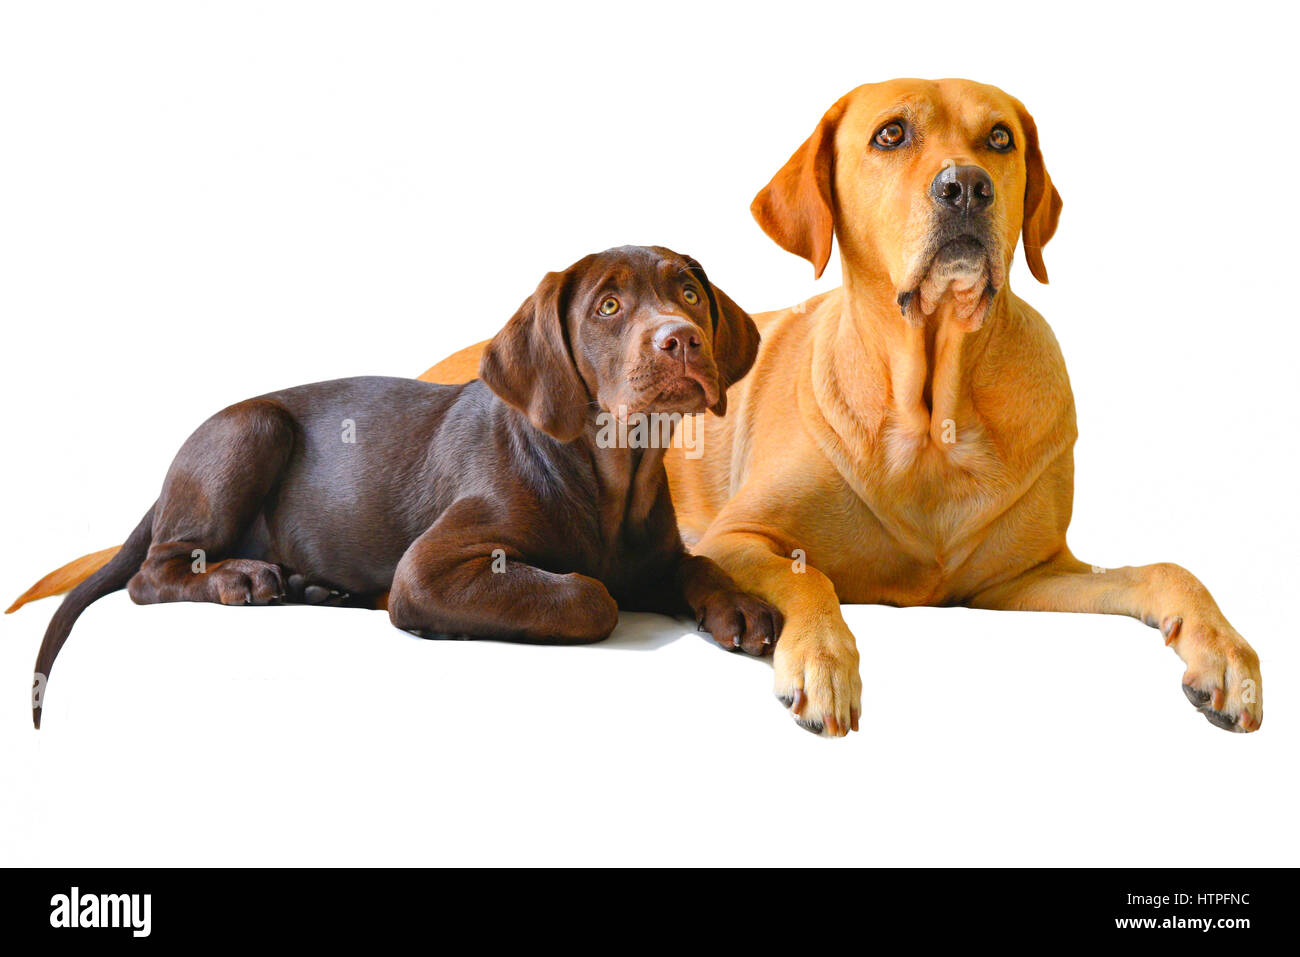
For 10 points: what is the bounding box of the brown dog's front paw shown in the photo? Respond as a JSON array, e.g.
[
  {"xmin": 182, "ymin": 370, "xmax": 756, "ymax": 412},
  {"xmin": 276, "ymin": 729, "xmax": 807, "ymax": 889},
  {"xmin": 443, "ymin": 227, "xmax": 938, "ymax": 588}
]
[{"xmin": 696, "ymin": 591, "xmax": 783, "ymax": 656}]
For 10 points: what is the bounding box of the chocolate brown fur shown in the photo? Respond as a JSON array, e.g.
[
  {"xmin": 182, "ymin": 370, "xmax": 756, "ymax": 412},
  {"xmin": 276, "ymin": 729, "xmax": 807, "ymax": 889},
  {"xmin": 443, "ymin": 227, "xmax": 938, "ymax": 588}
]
[{"xmin": 31, "ymin": 246, "xmax": 780, "ymax": 727}]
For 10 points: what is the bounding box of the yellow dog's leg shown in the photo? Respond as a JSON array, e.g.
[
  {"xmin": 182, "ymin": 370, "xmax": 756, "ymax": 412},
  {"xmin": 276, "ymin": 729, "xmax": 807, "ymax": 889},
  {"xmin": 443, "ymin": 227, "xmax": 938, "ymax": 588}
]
[
  {"xmin": 969, "ymin": 552, "xmax": 1262, "ymax": 732},
  {"xmin": 694, "ymin": 529, "xmax": 861, "ymax": 736}
]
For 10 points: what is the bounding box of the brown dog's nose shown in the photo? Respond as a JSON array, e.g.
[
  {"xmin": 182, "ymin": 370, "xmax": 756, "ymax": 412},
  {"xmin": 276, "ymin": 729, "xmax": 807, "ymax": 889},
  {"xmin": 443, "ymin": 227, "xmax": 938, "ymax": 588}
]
[
  {"xmin": 931, "ymin": 164, "xmax": 994, "ymax": 213},
  {"xmin": 653, "ymin": 321, "xmax": 702, "ymax": 360}
]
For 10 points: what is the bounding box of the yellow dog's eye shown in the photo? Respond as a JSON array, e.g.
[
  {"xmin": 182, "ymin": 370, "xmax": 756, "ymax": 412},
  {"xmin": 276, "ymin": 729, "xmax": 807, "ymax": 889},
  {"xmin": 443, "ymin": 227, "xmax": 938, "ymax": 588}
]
[
  {"xmin": 683, "ymin": 288, "xmax": 699, "ymax": 305},
  {"xmin": 598, "ymin": 296, "xmax": 620, "ymax": 316},
  {"xmin": 988, "ymin": 125, "xmax": 1013, "ymax": 151},
  {"xmin": 874, "ymin": 121, "xmax": 906, "ymax": 149}
]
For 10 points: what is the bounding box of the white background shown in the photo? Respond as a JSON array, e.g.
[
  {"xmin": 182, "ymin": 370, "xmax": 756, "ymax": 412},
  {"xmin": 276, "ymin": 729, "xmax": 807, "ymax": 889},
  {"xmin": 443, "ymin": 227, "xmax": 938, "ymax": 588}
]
[{"xmin": 2, "ymin": 1, "xmax": 1297, "ymax": 866}]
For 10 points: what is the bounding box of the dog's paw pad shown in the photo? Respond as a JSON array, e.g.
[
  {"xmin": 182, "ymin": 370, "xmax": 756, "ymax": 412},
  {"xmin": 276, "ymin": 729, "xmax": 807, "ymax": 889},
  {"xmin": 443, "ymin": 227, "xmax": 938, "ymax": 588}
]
[{"xmin": 796, "ymin": 717, "xmax": 824, "ymax": 735}]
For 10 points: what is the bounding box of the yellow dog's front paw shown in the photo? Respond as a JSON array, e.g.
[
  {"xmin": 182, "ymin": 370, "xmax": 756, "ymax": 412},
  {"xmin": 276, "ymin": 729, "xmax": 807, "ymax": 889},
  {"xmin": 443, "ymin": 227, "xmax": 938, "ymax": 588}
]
[
  {"xmin": 773, "ymin": 624, "xmax": 861, "ymax": 737},
  {"xmin": 1174, "ymin": 619, "xmax": 1263, "ymax": 732}
]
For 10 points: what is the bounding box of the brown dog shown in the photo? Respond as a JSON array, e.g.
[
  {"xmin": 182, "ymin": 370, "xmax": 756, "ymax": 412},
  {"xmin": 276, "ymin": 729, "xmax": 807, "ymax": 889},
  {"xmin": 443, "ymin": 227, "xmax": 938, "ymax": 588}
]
[
  {"xmin": 27, "ymin": 246, "xmax": 780, "ymax": 727},
  {"xmin": 12, "ymin": 81, "xmax": 1264, "ymax": 739}
]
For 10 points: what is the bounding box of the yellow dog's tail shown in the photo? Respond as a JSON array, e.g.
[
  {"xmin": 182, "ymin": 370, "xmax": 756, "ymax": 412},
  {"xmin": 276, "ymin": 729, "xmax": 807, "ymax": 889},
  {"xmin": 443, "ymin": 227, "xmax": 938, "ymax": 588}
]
[{"xmin": 6, "ymin": 546, "xmax": 120, "ymax": 614}]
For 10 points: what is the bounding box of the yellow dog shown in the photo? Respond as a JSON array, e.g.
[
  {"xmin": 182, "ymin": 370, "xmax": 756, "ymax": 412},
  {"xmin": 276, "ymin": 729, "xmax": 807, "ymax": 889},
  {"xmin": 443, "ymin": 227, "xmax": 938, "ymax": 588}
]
[{"xmin": 12, "ymin": 79, "xmax": 1262, "ymax": 738}]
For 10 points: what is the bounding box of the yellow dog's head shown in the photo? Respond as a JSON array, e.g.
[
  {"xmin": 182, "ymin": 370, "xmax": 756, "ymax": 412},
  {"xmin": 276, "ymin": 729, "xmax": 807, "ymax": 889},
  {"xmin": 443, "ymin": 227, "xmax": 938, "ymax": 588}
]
[{"xmin": 753, "ymin": 78, "xmax": 1062, "ymax": 330}]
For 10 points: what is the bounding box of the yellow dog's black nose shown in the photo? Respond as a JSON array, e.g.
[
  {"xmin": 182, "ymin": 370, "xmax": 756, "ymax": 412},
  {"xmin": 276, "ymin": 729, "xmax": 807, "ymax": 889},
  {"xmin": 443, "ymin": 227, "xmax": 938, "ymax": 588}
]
[{"xmin": 931, "ymin": 164, "xmax": 994, "ymax": 213}]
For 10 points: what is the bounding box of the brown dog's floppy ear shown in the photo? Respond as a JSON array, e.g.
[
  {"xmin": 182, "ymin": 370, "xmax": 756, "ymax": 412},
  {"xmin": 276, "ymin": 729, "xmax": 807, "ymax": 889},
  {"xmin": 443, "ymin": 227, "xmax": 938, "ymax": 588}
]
[
  {"xmin": 684, "ymin": 257, "xmax": 760, "ymax": 417},
  {"xmin": 1014, "ymin": 98, "xmax": 1063, "ymax": 284},
  {"xmin": 750, "ymin": 99, "xmax": 846, "ymax": 280},
  {"xmin": 479, "ymin": 269, "xmax": 589, "ymax": 442}
]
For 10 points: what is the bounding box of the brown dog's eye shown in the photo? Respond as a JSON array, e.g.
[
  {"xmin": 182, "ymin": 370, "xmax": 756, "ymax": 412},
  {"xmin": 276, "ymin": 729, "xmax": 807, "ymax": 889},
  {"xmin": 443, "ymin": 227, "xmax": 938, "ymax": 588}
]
[
  {"xmin": 683, "ymin": 288, "xmax": 699, "ymax": 305},
  {"xmin": 598, "ymin": 296, "xmax": 620, "ymax": 317},
  {"xmin": 873, "ymin": 122, "xmax": 906, "ymax": 149},
  {"xmin": 988, "ymin": 125, "xmax": 1014, "ymax": 151}
]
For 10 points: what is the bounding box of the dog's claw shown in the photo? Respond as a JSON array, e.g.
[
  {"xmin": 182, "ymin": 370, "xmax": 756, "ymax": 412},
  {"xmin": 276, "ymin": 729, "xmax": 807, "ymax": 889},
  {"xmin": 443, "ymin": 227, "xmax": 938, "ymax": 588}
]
[{"xmin": 1162, "ymin": 615, "xmax": 1183, "ymax": 645}]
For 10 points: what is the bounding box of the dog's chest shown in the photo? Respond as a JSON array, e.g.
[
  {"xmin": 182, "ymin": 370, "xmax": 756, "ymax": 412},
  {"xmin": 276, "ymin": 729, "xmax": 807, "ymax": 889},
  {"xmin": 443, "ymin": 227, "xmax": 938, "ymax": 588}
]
[
  {"xmin": 864, "ymin": 413, "xmax": 1020, "ymax": 574},
  {"xmin": 879, "ymin": 412, "xmax": 998, "ymax": 483},
  {"xmin": 823, "ymin": 394, "xmax": 1071, "ymax": 604},
  {"xmin": 543, "ymin": 448, "xmax": 681, "ymax": 599}
]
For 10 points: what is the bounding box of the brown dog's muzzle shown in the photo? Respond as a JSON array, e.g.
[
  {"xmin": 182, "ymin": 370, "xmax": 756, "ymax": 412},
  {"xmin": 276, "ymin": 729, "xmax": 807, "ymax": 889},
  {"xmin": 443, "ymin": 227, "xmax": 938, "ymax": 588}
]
[{"xmin": 633, "ymin": 317, "xmax": 720, "ymax": 411}]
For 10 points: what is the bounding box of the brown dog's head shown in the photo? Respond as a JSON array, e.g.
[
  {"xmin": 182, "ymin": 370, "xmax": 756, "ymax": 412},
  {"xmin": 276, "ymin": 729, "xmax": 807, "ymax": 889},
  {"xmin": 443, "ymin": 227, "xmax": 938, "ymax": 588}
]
[
  {"xmin": 752, "ymin": 78, "xmax": 1062, "ymax": 330},
  {"xmin": 479, "ymin": 245, "xmax": 760, "ymax": 442}
]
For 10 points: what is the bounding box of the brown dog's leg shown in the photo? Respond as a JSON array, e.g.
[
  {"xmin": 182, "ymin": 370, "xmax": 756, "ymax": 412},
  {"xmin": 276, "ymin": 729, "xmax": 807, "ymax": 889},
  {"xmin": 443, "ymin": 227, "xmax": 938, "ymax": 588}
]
[
  {"xmin": 126, "ymin": 399, "xmax": 295, "ymax": 607},
  {"xmin": 969, "ymin": 551, "xmax": 1263, "ymax": 732},
  {"xmin": 388, "ymin": 504, "xmax": 619, "ymax": 644},
  {"xmin": 674, "ymin": 555, "xmax": 783, "ymax": 657}
]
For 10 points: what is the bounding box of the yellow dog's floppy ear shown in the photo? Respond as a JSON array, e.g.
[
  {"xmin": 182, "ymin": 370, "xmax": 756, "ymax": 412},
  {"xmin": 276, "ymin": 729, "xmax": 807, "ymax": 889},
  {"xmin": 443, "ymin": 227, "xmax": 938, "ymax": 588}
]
[
  {"xmin": 751, "ymin": 99, "xmax": 846, "ymax": 280},
  {"xmin": 480, "ymin": 267, "xmax": 590, "ymax": 442},
  {"xmin": 1014, "ymin": 97, "xmax": 1063, "ymax": 284}
]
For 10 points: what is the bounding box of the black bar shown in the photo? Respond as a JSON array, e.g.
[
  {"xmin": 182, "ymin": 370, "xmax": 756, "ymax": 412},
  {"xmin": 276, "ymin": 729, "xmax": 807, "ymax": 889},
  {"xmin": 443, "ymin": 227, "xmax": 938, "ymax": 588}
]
[{"xmin": 3, "ymin": 868, "xmax": 1285, "ymax": 943}]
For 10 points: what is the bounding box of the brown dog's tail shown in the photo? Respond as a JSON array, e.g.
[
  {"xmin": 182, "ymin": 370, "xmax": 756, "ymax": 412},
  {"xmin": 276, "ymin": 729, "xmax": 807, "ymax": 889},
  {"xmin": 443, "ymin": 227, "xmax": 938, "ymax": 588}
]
[
  {"xmin": 32, "ymin": 506, "xmax": 155, "ymax": 729},
  {"xmin": 6, "ymin": 546, "xmax": 121, "ymax": 614}
]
